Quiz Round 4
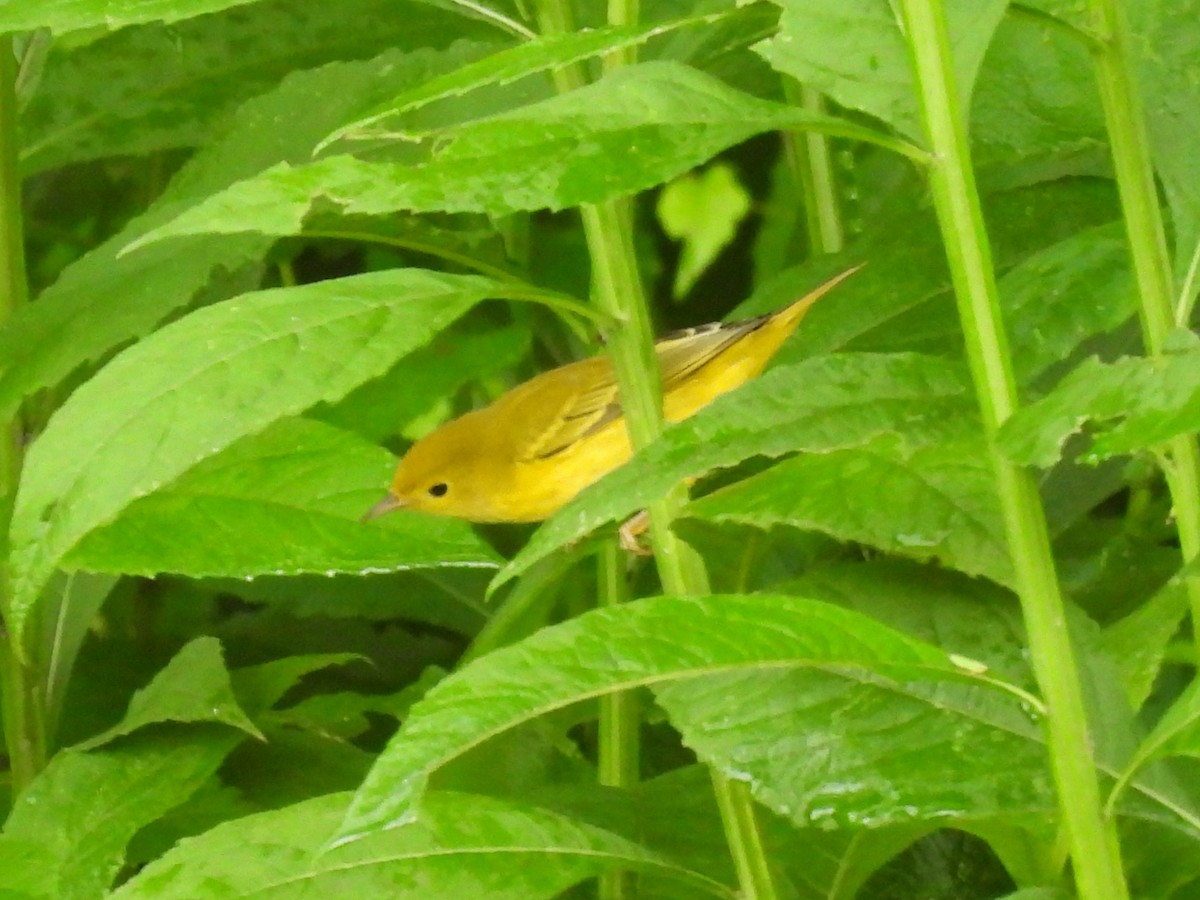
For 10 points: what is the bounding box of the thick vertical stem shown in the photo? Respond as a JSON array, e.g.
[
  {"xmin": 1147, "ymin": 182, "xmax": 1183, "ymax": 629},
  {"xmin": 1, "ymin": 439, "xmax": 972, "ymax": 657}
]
[
  {"xmin": 597, "ymin": 541, "xmax": 638, "ymax": 900},
  {"xmin": 1084, "ymin": 0, "xmax": 1200, "ymax": 646},
  {"xmin": 533, "ymin": 3, "xmax": 777, "ymax": 895},
  {"xmin": 0, "ymin": 35, "xmax": 45, "ymax": 792},
  {"xmin": 899, "ymin": 2, "xmax": 1129, "ymax": 897}
]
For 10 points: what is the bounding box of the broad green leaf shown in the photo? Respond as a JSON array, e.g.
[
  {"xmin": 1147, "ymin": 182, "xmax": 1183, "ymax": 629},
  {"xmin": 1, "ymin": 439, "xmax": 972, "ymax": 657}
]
[
  {"xmin": 998, "ymin": 331, "xmax": 1200, "ymax": 467},
  {"xmin": 222, "ymin": 723, "xmax": 377, "ymax": 810},
  {"xmin": 0, "ymin": 728, "xmax": 243, "ymax": 900},
  {"xmin": 229, "ymin": 652, "xmax": 368, "ymax": 717},
  {"xmin": 19, "ymin": 1, "xmax": 499, "ymax": 173},
  {"xmin": 997, "ymin": 222, "xmax": 1136, "ymax": 382},
  {"xmin": 753, "ymin": 0, "xmax": 1009, "ymax": 141},
  {"xmin": 1108, "ymin": 676, "xmax": 1200, "ymax": 815},
  {"xmin": 0, "ymin": 0, "xmax": 269, "ymax": 33},
  {"xmin": 73, "ymin": 637, "xmax": 261, "ymax": 751},
  {"xmin": 125, "ymin": 61, "xmax": 921, "ymax": 251},
  {"xmin": 5, "ymin": 269, "xmax": 505, "ymax": 651},
  {"xmin": 492, "ymin": 352, "xmax": 972, "ymax": 594},
  {"xmin": 112, "ymin": 791, "xmax": 730, "ymax": 899},
  {"xmin": 1101, "ymin": 571, "xmax": 1191, "ymax": 710},
  {"xmin": 207, "ymin": 568, "xmax": 490, "ymax": 636},
  {"xmin": 312, "ymin": 322, "xmax": 531, "ymax": 442},
  {"xmin": 688, "ymin": 432, "xmax": 1010, "ymax": 586},
  {"xmin": 745, "ymin": 187, "xmax": 1125, "ymax": 384},
  {"xmin": 1121, "ymin": 819, "xmax": 1200, "ymax": 900},
  {"xmin": 324, "ymin": 11, "xmax": 749, "ymax": 146},
  {"xmin": 0, "ymin": 0, "xmax": 518, "ymax": 37},
  {"xmin": 335, "ymin": 593, "xmax": 1018, "ymax": 843},
  {"xmin": 269, "ymin": 671, "xmax": 443, "ymax": 741},
  {"xmin": 658, "ymin": 664, "xmax": 1050, "ymax": 831},
  {"xmin": 785, "ymin": 559, "xmax": 1030, "ymax": 680},
  {"xmin": 1131, "ymin": 0, "xmax": 1200, "ymax": 278},
  {"xmin": 535, "ymin": 764, "xmax": 931, "ymax": 900},
  {"xmin": 0, "ymin": 838, "xmax": 57, "ymax": 898},
  {"xmin": 0, "ymin": 219, "xmax": 270, "ymax": 427},
  {"xmin": 1026, "ymin": 0, "xmax": 1200, "ymax": 275},
  {"xmin": 1, "ymin": 40, "xmax": 503, "ymax": 426},
  {"xmin": 970, "ymin": 13, "xmax": 1107, "ymax": 181},
  {"xmin": 66, "ymin": 418, "xmax": 501, "ymax": 580}
]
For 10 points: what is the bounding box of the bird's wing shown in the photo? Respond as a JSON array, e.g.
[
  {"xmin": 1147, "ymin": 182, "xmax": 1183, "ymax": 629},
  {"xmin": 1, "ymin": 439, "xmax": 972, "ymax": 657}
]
[
  {"xmin": 515, "ymin": 315, "xmax": 768, "ymax": 462},
  {"xmin": 515, "ymin": 361, "xmax": 624, "ymax": 461},
  {"xmin": 655, "ymin": 315, "xmax": 767, "ymax": 390}
]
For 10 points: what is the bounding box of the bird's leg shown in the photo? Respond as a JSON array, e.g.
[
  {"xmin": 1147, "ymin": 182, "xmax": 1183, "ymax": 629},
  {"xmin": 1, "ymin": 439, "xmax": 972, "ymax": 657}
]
[{"xmin": 618, "ymin": 509, "xmax": 653, "ymax": 555}]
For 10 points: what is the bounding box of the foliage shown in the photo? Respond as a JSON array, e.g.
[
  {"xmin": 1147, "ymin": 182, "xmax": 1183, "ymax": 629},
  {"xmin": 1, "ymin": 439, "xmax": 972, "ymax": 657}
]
[{"xmin": 1, "ymin": 0, "xmax": 1199, "ymax": 897}]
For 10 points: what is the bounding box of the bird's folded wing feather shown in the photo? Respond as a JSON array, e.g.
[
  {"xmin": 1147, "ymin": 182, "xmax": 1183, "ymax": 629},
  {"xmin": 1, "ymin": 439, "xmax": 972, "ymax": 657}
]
[
  {"xmin": 518, "ymin": 315, "xmax": 766, "ymax": 462},
  {"xmin": 655, "ymin": 316, "xmax": 765, "ymax": 389},
  {"xmin": 517, "ymin": 367, "xmax": 623, "ymax": 461}
]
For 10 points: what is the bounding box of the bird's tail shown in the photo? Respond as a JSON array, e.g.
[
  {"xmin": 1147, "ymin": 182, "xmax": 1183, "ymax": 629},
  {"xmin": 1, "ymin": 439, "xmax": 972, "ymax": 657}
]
[{"xmin": 771, "ymin": 263, "xmax": 865, "ymax": 336}]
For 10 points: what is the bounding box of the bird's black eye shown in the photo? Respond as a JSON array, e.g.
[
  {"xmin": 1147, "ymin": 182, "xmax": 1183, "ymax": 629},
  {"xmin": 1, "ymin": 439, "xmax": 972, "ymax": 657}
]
[{"xmin": 428, "ymin": 482, "xmax": 449, "ymax": 498}]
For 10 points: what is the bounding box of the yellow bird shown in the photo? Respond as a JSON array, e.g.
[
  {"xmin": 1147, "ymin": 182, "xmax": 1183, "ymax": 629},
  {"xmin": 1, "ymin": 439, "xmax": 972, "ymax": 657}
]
[{"xmin": 363, "ymin": 266, "xmax": 859, "ymax": 527}]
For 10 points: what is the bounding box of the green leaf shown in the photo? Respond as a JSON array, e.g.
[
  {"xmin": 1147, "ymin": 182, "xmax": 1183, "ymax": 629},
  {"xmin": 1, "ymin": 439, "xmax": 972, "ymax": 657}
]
[
  {"xmin": 998, "ymin": 332, "xmax": 1200, "ymax": 467},
  {"xmin": 687, "ymin": 432, "xmax": 1011, "ymax": 587},
  {"xmin": 659, "ymin": 660, "xmax": 1051, "ymax": 831},
  {"xmin": 2, "ymin": 40, "xmax": 503, "ymax": 426},
  {"xmin": 740, "ymin": 188, "xmax": 1126, "ymax": 384},
  {"xmin": 1107, "ymin": 675, "xmax": 1200, "ymax": 815},
  {"xmin": 39, "ymin": 572, "xmax": 119, "ymax": 738},
  {"xmin": 19, "ymin": 2, "xmax": 499, "ymax": 173},
  {"xmin": 73, "ymin": 637, "xmax": 261, "ymax": 751},
  {"xmin": 229, "ymin": 652, "xmax": 368, "ymax": 717},
  {"xmin": 112, "ymin": 791, "xmax": 730, "ymax": 899},
  {"xmin": 0, "ymin": 0, "xmax": 270, "ymax": 33},
  {"xmin": 970, "ymin": 14, "xmax": 1108, "ymax": 181},
  {"xmin": 0, "ymin": 728, "xmax": 243, "ymax": 900},
  {"xmin": 657, "ymin": 163, "xmax": 752, "ymax": 299},
  {"xmin": 125, "ymin": 61, "xmax": 920, "ymax": 251},
  {"xmin": 492, "ymin": 352, "xmax": 972, "ymax": 594},
  {"xmin": 0, "ymin": 220, "xmax": 271, "ymax": 428},
  {"xmin": 537, "ymin": 764, "xmax": 932, "ymax": 900},
  {"xmin": 66, "ymin": 417, "xmax": 501, "ymax": 580},
  {"xmin": 334, "ymin": 593, "xmax": 1018, "ymax": 843},
  {"xmin": 0, "ymin": 838, "xmax": 57, "ymax": 898},
  {"xmin": 754, "ymin": 0, "xmax": 1009, "ymax": 140},
  {"xmin": 312, "ymin": 322, "xmax": 532, "ymax": 442},
  {"xmin": 324, "ymin": 11, "xmax": 750, "ymax": 146},
  {"xmin": 5, "ymin": 269, "xmax": 503, "ymax": 652},
  {"xmin": 1100, "ymin": 570, "xmax": 1191, "ymax": 710},
  {"xmin": 1130, "ymin": 0, "xmax": 1200, "ymax": 277},
  {"xmin": 998, "ymin": 222, "xmax": 1136, "ymax": 382}
]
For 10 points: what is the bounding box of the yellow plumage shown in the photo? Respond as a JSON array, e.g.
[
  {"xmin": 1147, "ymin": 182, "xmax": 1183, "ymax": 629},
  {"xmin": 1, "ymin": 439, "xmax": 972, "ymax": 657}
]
[{"xmin": 363, "ymin": 267, "xmax": 858, "ymax": 524}]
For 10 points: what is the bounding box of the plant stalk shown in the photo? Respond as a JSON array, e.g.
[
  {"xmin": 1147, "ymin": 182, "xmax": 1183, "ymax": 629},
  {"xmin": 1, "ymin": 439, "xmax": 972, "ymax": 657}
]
[
  {"xmin": 532, "ymin": 2, "xmax": 777, "ymax": 895},
  {"xmin": 898, "ymin": 2, "xmax": 1129, "ymax": 896},
  {"xmin": 1083, "ymin": 0, "xmax": 1200, "ymax": 650},
  {"xmin": 0, "ymin": 35, "xmax": 45, "ymax": 792},
  {"xmin": 782, "ymin": 80, "xmax": 844, "ymax": 255},
  {"xmin": 597, "ymin": 540, "xmax": 638, "ymax": 900}
]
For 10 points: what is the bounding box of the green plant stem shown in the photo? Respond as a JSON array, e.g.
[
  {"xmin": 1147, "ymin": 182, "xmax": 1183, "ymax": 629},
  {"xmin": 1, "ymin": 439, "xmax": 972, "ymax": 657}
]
[
  {"xmin": 782, "ymin": 80, "xmax": 844, "ymax": 255},
  {"xmin": 1083, "ymin": 0, "xmax": 1200, "ymax": 652},
  {"xmin": 0, "ymin": 35, "xmax": 45, "ymax": 793},
  {"xmin": 463, "ymin": 553, "xmax": 577, "ymax": 665},
  {"xmin": 597, "ymin": 540, "xmax": 638, "ymax": 900},
  {"xmin": 532, "ymin": 2, "xmax": 777, "ymax": 895},
  {"xmin": 898, "ymin": 2, "xmax": 1128, "ymax": 897}
]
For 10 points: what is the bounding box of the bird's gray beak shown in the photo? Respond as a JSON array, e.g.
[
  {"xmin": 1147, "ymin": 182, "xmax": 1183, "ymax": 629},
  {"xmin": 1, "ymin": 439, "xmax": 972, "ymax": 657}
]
[{"xmin": 361, "ymin": 493, "xmax": 406, "ymax": 523}]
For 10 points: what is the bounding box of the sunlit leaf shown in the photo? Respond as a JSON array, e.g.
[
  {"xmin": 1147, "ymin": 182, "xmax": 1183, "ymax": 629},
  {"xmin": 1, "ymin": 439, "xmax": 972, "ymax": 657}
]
[
  {"xmin": 6, "ymin": 269, "xmax": 505, "ymax": 651},
  {"xmin": 335, "ymin": 593, "xmax": 1020, "ymax": 843}
]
